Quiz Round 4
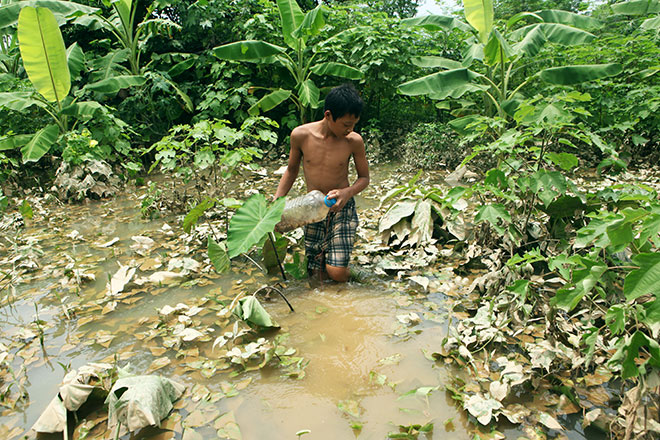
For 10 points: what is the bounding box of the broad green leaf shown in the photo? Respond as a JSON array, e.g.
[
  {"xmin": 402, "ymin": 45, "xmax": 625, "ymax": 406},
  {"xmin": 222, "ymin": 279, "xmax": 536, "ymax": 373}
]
[
  {"xmin": 643, "ymin": 294, "xmax": 660, "ymax": 325},
  {"xmin": 513, "ymin": 24, "xmax": 547, "ymax": 57},
  {"xmin": 212, "ymin": 40, "xmax": 286, "ymax": 61},
  {"xmin": 159, "ymin": 75, "xmax": 194, "ymax": 113},
  {"xmin": 642, "ymin": 15, "xmax": 660, "ymax": 30},
  {"xmin": 533, "ymin": 170, "xmax": 566, "ymax": 206},
  {"xmin": 167, "ymin": 58, "xmax": 195, "ymax": 77},
  {"xmin": 609, "ymin": 331, "xmax": 660, "ymax": 379},
  {"xmin": 398, "ymin": 68, "xmax": 482, "ymax": 99},
  {"xmin": 624, "ymin": 253, "xmax": 660, "ymax": 301},
  {"xmin": 464, "ymin": 0, "xmax": 494, "ymax": 44},
  {"xmin": 474, "ymin": 203, "xmax": 510, "ymax": 235},
  {"xmin": 0, "ymin": 0, "xmax": 99, "ymax": 28},
  {"xmin": 227, "ymin": 194, "xmax": 286, "ymax": 259},
  {"xmin": 21, "ymin": 124, "xmax": 59, "ymax": 163},
  {"xmin": 534, "ymin": 9, "xmax": 600, "ymax": 28},
  {"xmin": 292, "ymin": 5, "xmax": 324, "ymax": 40},
  {"xmin": 410, "ymin": 56, "xmax": 463, "ymax": 69},
  {"xmin": 552, "ymin": 258, "xmax": 607, "ymax": 311},
  {"xmin": 66, "ymin": 42, "xmax": 85, "ymax": 79},
  {"xmin": 411, "ymin": 200, "xmax": 433, "ymax": 245},
  {"xmin": 506, "ymin": 11, "xmax": 543, "ymax": 28},
  {"xmin": 234, "ymin": 295, "xmax": 278, "ymax": 328},
  {"xmin": 512, "ymin": 23, "xmax": 594, "ymax": 46},
  {"xmin": 208, "ymin": 236, "xmax": 230, "ymax": 274},
  {"xmin": 183, "ymin": 199, "xmax": 215, "ymax": 233},
  {"xmin": 310, "ymin": 62, "xmax": 363, "ymax": 79},
  {"xmin": 112, "ymin": 0, "xmax": 132, "ymax": 33},
  {"xmin": 60, "ymin": 101, "xmax": 105, "ymax": 117},
  {"xmin": 93, "ymin": 49, "xmax": 130, "ymax": 80},
  {"xmin": 0, "ymin": 92, "xmax": 46, "ymax": 111},
  {"xmin": 0, "ymin": 133, "xmax": 32, "ymax": 151},
  {"xmin": 297, "ymin": 79, "xmax": 320, "ymax": 109},
  {"xmin": 277, "ymin": 0, "xmax": 304, "ymax": 49},
  {"xmin": 18, "ymin": 6, "xmax": 70, "ymax": 102},
  {"xmin": 248, "ymin": 89, "xmax": 291, "ymax": 116},
  {"xmin": 401, "ymin": 14, "xmax": 472, "ymax": 32},
  {"xmin": 84, "ymin": 75, "xmax": 146, "ymax": 94},
  {"xmin": 484, "ymin": 28, "xmax": 513, "ymax": 66},
  {"xmin": 540, "ymin": 64, "xmax": 622, "ymax": 85},
  {"xmin": 611, "ymin": 0, "xmax": 660, "ymax": 16},
  {"xmin": 542, "ymin": 196, "xmax": 585, "ymax": 219}
]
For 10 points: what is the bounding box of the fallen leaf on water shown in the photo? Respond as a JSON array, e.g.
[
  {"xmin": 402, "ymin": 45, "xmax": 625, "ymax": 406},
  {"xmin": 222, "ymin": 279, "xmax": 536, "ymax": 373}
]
[
  {"xmin": 148, "ymin": 357, "xmax": 172, "ymax": 372},
  {"xmin": 538, "ymin": 411, "xmax": 563, "ymax": 431},
  {"xmin": 107, "ymin": 264, "xmax": 136, "ymax": 296},
  {"xmin": 214, "ymin": 411, "xmax": 242, "ymax": 440},
  {"xmin": 489, "ymin": 380, "xmax": 508, "ymax": 401},
  {"xmin": 464, "ymin": 394, "xmax": 502, "ymax": 425},
  {"xmin": 98, "ymin": 237, "xmax": 120, "ymax": 248}
]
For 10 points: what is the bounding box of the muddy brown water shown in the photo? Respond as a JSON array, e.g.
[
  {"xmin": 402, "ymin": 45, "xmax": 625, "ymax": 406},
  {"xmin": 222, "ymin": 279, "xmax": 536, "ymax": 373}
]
[{"xmin": 0, "ymin": 168, "xmax": 474, "ymax": 439}]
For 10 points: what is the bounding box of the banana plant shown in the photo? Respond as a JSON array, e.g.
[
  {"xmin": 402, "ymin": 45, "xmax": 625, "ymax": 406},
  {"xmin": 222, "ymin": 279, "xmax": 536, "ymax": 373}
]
[
  {"xmin": 611, "ymin": 0, "xmax": 660, "ymax": 32},
  {"xmin": 212, "ymin": 0, "xmax": 363, "ymax": 122},
  {"xmin": 398, "ymin": 3, "xmax": 623, "ymax": 124},
  {"xmin": 0, "ymin": 6, "xmax": 125, "ymax": 163}
]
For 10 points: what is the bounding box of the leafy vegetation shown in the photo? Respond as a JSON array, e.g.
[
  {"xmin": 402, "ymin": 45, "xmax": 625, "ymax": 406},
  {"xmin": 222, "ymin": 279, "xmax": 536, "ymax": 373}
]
[{"xmin": 0, "ymin": 0, "xmax": 658, "ymax": 438}]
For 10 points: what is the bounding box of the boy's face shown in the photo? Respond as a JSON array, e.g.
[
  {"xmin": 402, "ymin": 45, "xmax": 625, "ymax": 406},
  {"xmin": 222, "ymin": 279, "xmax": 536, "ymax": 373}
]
[{"xmin": 326, "ymin": 111, "xmax": 359, "ymax": 138}]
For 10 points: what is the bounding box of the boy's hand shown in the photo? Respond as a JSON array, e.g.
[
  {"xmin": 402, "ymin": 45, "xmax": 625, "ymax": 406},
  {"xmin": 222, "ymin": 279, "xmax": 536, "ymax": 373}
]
[{"xmin": 326, "ymin": 188, "xmax": 351, "ymax": 212}]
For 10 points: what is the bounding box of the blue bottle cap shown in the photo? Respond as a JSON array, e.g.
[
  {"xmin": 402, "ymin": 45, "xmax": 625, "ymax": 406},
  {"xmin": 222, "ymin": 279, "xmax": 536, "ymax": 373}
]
[{"xmin": 324, "ymin": 195, "xmax": 336, "ymax": 207}]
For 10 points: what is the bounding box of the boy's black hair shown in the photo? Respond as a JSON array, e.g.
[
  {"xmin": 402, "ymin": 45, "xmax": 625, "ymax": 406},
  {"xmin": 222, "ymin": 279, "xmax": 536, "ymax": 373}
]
[{"xmin": 324, "ymin": 83, "xmax": 363, "ymax": 121}]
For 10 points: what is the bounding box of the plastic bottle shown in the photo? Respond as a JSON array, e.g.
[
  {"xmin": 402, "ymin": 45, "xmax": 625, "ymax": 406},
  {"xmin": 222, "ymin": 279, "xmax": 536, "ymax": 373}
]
[{"xmin": 275, "ymin": 190, "xmax": 337, "ymax": 232}]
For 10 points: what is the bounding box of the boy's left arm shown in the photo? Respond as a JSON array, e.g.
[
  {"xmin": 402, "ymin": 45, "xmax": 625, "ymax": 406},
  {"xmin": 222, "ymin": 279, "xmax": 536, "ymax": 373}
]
[{"xmin": 328, "ymin": 138, "xmax": 370, "ymax": 212}]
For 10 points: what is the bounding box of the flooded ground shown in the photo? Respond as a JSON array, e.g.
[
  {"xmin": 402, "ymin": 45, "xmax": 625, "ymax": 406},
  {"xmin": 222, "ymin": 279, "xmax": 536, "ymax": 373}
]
[{"xmin": 0, "ymin": 166, "xmax": 473, "ymax": 439}]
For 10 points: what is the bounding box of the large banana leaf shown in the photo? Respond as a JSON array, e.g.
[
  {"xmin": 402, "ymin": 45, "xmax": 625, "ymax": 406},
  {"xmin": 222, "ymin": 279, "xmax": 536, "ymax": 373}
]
[
  {"xmin": 277, "ymin": 0, "xmax": 304, "ymax": 49},
  {"xmin": 411, "ymin": 56, "xmax": 464, "ymax": 69},
  {"xmin": 534, "ymin": 9, "xmax": 600, "ymax": 29},
  {"xmin": 226, "ymin": 193, "xmax": 286, "ymax": 259},
  {"xmin": 398, "ymin": 68, "xmax": 483, "ymax": 99},
  {"xmin": 611, "ymin": 0, "xmax": 660, "ymax": 15},
  {"xmin": 642, "ymin": 15, "xmax": 660, "ymax": 30},
  {"xmin": 18, "ymin": 6, "xmax": 70, "ymax": 102},
  {"xmin": 60, "ymin": 101, "xmax": 105, "ymax": 117},
  {"xmin": 84, "ymin": 75, "xmax": 145, "ymax": 94},
  {"xmin": 298, "ymin": 79, "xmax": 320, "ymax": 108},
  {"xmin": 0, "ymin": 0, "xmax": 98, "ymax": 28},
  {"xmin": 66, "ymin": 42, "xmax": 85, "ymax": 79},
  {"xmin": 212, "ymin": 40, "xmax": 286, "ymax": 61},
  {"xmin": 484, "ymin": 28, "xmax": 513, "ymax": 66},
  {"xmin": 0, "ymin": 91, "xmax": 47, "ymax": 111},
  {"xmin": 21, "ymin": 124, "xmax": 59, "ymax": 163},
  {"xmin": 512, "ymin": 23, "xmax": 594, "ymax": 45},
  {"xmin": 401, "ymin": 14, "xmax": 472, "ymax": 33},
  {"xmin": 539, "ymin": 63, "xmax": 622, "ymax": 85},
  {"xmin": 464, "ymin": 0, "xmax": 494, "ymax": 44},
  {"xmin": 92, "ymin": 49, "xmax": 130, "ymax": 81},
  {"xmin": 310, "ymin": 62, "xmax": 363, "ymax": 79},
  {"xmin": 292, "ymin": 5, "xmax": 324, "ymax": 40},
  {"xmin": 513, "ymin": 25, "xmax": 547, "ymax": 57},
  {"xmin": 248, "ymin": 89, "xmax": 291, "ymax": 116},
  {"xmin": 0, "ymin": 133, "xmax": 32, "ymax": 151},
  {"xmin": 112, "ymin": 0, "xmax": 132, "ymax": 32}
]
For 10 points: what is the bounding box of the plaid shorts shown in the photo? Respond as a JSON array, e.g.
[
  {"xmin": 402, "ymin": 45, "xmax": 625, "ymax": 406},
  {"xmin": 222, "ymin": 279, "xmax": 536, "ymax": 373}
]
[{"xmin": 304, "ymin": 198, "xmax": 358, "ymax": 270}]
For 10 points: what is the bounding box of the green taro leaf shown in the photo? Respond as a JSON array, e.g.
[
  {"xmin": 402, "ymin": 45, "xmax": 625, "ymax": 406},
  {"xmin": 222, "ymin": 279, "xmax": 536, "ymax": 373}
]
[
  {"xmin": 234, "ymin": 295, "xmax": 279, "ymax": 328},
  {"xmin": 227, "ymin": 194, "xmax": 286, "ymax": 259},
  {"xmin": 212, "ymin": 40, "xmax": 286, "ymax": 61},
  {"xmin": 18, "ymin": 6, "xmax": 70, "ymax": 102},
  {"xmin": 540, "ymin": 64, "xmax": 622, "ymax": 85},
  {"xmin": 474, "ymin": 203, "xmax": 511, "ymax": 235},
  {"xmin": 624, "ymin": 253, "xmax": 660, "ymax": 301},
  {"xmin": 22, "ymin": 124, "xmax": 59, "ymax": 163},
  {"xmin": 248, "ymin": 89, "xmax": 292, "ymax": 116},
  {"xmin": 208, "ymin": 236, "xmax": 230, "ymax": 274},
  {"xmin": 310, "ymin": 62, "xmax": 363, "ymax": 80},
  {"xmin": 183, "ymin": 199, "xmax": 215, "ymax": 233}
]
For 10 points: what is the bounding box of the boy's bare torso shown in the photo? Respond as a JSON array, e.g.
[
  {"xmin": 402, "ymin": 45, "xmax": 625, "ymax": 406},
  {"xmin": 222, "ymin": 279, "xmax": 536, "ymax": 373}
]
[{"xmin": 295, "ymin": 120, "xmax": 358, "ymax": 194}]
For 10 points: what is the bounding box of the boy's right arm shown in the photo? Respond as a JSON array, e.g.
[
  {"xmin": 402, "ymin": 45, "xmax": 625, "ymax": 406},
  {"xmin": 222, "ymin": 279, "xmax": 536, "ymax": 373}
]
[{"xmin": 274, "ymin": 128, "xmax": 303, "ymax": 199}]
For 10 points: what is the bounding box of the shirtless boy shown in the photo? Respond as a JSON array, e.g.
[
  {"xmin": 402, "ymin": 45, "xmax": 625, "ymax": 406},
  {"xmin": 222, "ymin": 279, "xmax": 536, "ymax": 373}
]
[{"xmin": 274, "ymin": 84, "xmax": 370, "ymax": 282}]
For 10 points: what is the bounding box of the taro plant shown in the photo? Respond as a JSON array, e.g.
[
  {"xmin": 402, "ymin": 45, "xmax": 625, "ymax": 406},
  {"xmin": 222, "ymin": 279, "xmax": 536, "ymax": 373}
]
[
  {"xmin": 212, "ymin": 0, "xmax": 363, "ymax": 122},
  {"xmin": 398, "ymin": 1, "xmax": 623, "ymax": 128}
]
